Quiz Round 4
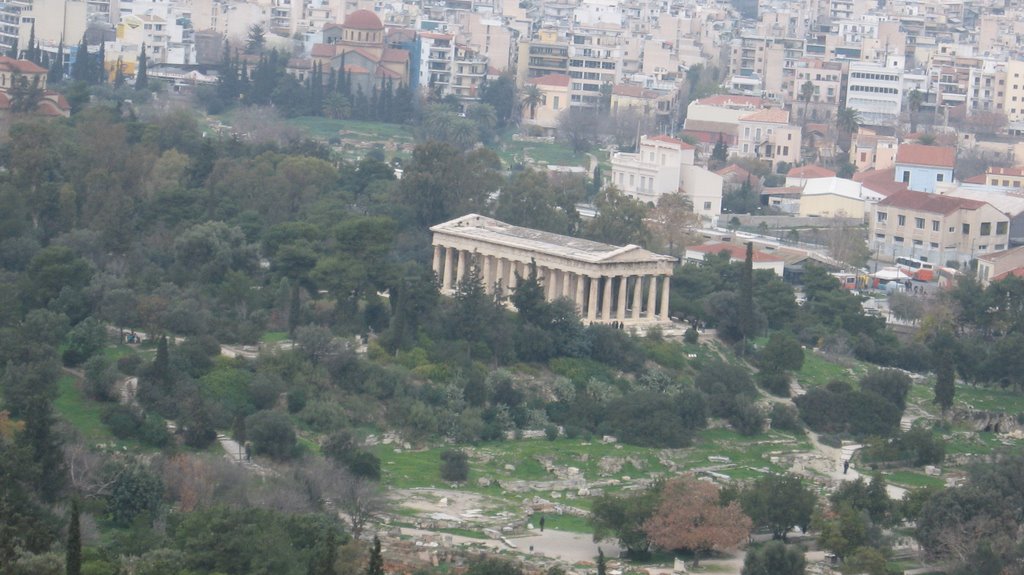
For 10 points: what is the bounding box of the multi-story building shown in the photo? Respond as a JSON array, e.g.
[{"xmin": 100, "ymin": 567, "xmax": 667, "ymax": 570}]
[
  {"xmin": 845, "ymin": 61, "xmax": 903, "ymax": 127},
  {"xmin": 0, "ymin": 0, "xmax": 88, "ymax": 57},
  {"xmin": 790, "ymin": 58, "xmax": 842, "ymax": 123},
  {"xmin": 449, "ymin": 44, "xmax": 487, "ymax": 107},
  {"xmin": 894, "ymin": 144, "xmax": 955, "ymax": 194},
  {"xmin": 727, "ymin": 34, "xmax": 805, "ymax": 100},
  {"xmin": 610, "ymin": 134, "xmax": 723, "ymax": 220},
  {"xmin": 735, "ymin": 108, "xmax": 802, "ymax": 171},
  {"xmin": 871, "ymin": 190, "xmax": 1011, "ymax": 265},
  {"xmin": 516, "ymin": 28, "xmax": 568, "ymax": 86},
  {"xmin": 610, "ymin": 83, "xmax": 678, "ymax": 133},
  {"xmin": 983, "ymin": 167, "xmax": 1024, "ymax": 189},
  {"xmin": 521, "ymin": 73, "xmax": 569, "ymax": 136},
  {"xmin": 1004, "ymin": 59, "xmax": 1024, "ymax": 123},
  {"xmin": 852, "ymin": 129, "xmax": 898, "ymax": 172},
  {"xmin": 567, "ymin": 29, "xmax": 620, "ymax": 108},
  {"xmin": 967, "ymin": 62, "xmax": 1006, "ymax": 116}
]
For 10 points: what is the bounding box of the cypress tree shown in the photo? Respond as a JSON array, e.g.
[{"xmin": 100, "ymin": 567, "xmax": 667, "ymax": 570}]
[
  {"xmin": 48, "ymin": 40, "xmax": 64, "ymax": 85},
  {"xmin": 25, "ymin": 22, "xmax": 35, "ymax": 62},
  {"xmin": 597, "ymin": 547, "xmax": 606, "ymax": 575},
  {"xmin": 66, "ymin": 499, "xmax": 81, "ymax": 575},
  {"xmin": 366, "ymin": 536, "xmax": 383, "ymax": 575},
  {"xmin": 152, "ymin": 335, "xmax": 169, "ymax": 387},
  {"xmin": 135, "ymin": 43, "xmax": 148, "ymax": 90},
  {"xmin": 95, "ymin": 41, "xmax": 105, "ymax": 84},
  {"xmin": 738, "ymin": 241, "xmax": 754, "ymax": 346},
  {"xmin": 114, "ymin": 57, "xmax": 125, "ymax": 88}
]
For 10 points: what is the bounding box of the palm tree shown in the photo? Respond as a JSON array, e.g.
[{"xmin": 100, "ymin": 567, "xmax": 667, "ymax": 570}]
[
  {"xmin": 520, "ymin": 84, "xmax": 543, "ymax": 122},
  {"xmin": 799, "ymin": 80, "xmax": 815, "ymax": 125},
  {"xmin": 907, "ymin": 89, "xmax": 924, "ymax": 134},
  {"xmin": 836, "ymin": 106, "xmax": 862, "ymax": 151}
]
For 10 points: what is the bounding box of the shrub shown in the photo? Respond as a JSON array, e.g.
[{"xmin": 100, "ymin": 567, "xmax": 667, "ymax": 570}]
[
  {"xmin": 245, "ymin": 410, "xmax": 297, "ymax": 460},
  {"xmin": 102, "ymin": 405, "xmax": 143, "ymax": 439},
  {"xmin": 117, "ymin": 354, "xmax": 144, "ymax": 376},
  {"xmin": 544, "ymin": 424, "xmax": 559, "ymax": 441},
  {"xmin": 684, "ymin": 327, "xmax": 699, "ymax": 344},
  {"xmin": 729, "ymin": 401, "xmax": 766, "ymax": 436},
  {"xmin": 757, "ymin": 371, "xmax": 791, "ymax": 397},
  {"xmin": 440, "ymin": 449, "xmax": 469, "ymax": 482},
  {"xmin": 287, "ymin": 389, "xmax": 307, "ymax": 414},
  {"xmin": 769, "ymin": 403, "xmax": 803, "ymax": 433}
]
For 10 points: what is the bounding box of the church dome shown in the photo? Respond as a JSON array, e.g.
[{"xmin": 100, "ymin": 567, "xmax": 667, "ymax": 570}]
[{"xmin": 343, "ymin": 10, "xmax": 383, "ymax": 30}]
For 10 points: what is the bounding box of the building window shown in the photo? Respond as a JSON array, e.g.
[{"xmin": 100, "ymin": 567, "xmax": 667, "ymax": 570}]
[
  {"xmin": 902, "ymin": 171, "xmax": 911, "ymax": 183},
  {"xmin": 894, "ymin": 236, "xmax": 904, "ymax": 243},
  {"xmin": 962, "ymin": 223, "xmax": 970, "ymax": 234},
  {"xmin": 703, "ymin": 201, "xmax": 712, "ymax": 210},
  {"xmin": 937, "ymin": 173, "xmax": 944, "ymax": 182},
  {"xmin": 915, "ymin": 217, "xmax": 925, "ymax": 229},
  {"xmin": 553, "ymin": 96, "xmax": 559, "ymax": 110},
  {"xmin": 979, "ymin": 245, "xmax": 988, "ymax": 251},
  {"xmin": 949, "ymin": 226, "xmax": 955, "ymax": 232},
  {"xmin": 629, "ymin": 174, "xmax": 634, "ymax": 186},
  {"xmin": 930, "ymin": 242, "xmax": 939, "ymax": 249},
  {"xmin": 996, "ymin": 244, "xmax": 1006, "ymax": 251},
  {"xmin": 997, "ymin": 221, "xmax": 1008, "ymax": 235},
  {"xmin": 897, "ymin": 215, "xmax": 906, "ymax": 226},
  {"xmin": 913, "ymin": 239, "xmax": 923, "ymax": 246},
  {"xmin": 980, "ymin": 222, "xmax": 992, "ymax": 236},
  {"xmin": 876, "ymin": 233, "xmax": 885, "ymax": 240},
  {"xmin": 877, "ymin": 211, "xmax": 887, "ymax": 222}
]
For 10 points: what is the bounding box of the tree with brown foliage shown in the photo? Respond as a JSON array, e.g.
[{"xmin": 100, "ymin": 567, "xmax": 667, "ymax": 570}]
[{"xmin": 644, "ymin": 477, "xmax": 752, "ymax": 565}]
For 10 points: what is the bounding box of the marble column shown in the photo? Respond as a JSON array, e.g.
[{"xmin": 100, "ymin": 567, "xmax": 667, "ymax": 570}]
[
  {"xmin": 659, "ymin": 274, "xmax": 671, "ymax": 321},
  {"xmin": 482, "ymin": 255, "xmax": 493, "ymax": 294},
  {"xmin": 631, "ymin": 275, "xmax": 643, "ymax": 319},
  {"xmin": 562, "ymin": 271, "xmax": 573, "ymax": 299},
  {"xmin": 616, "ymin": 276, "xmax": 627, "ymax": 320},
  {"xmin": 508, "ymin": 261, "xmax": 519, "ymax": 293},
  {"xmin": 456, "ymin": 250, "xmax": 467, "ymax": 285},
  {"xmin": 432, "ymin": 245, "xmax": 443, "ymax": 280},
  {"xmin": 587, "ymin": 276, "xmax": 599, "ymax": 320},
  {"xmin": 646, "ymin": 275, "xmax": 658, "ymax": 318},
  {"xmin": 442, "ymin": 247, "xmax": 455, "ymax": 290},
  {"xmin": 575, "ymin": 273, "xmax": 586, "ymax": 314},
  {"xmin": 601, "ymin": 276, "xmax": 612, "ymax": 320},
  {"xmin": 545, "ymin": 269, "xmax": 558, "ymax": 300}
]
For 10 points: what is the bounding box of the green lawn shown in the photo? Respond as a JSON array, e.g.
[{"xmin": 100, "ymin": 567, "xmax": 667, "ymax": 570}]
[
  {"xmin": 954, "ymin": 384, "xmax": 1024, "ymax": 413},
  {"xmin": 795, "ymin": 351, "xmax": 867, "ymax": 388},
  {"xmin": 529, "ymin": 512, "xmax": 592, "ymax": 534},
  {"xmin": 261, "ymin": 331, "xmax": 290, "ymax": 344},
  {"xmin": 496, "ymin": 139, "xmax": 589, "ymax": 168},
  {"xmin": 54, "ymin": 374, "xmax": 116, "ymax": 442},
  {"xmin": 284, "ymin": 117, "xmax": 416, "ymax": 143},
  {"xmin": 884, "ymin": 470, "xmax": 946, "ymax": 489}
]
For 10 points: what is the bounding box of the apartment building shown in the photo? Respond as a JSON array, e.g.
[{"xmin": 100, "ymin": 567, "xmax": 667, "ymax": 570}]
[
  {"xmin": 871, "ymin": 190, "xmax": 1009, "ymax": 265},
  {"xmin": 567, "ymin": 29, "xmax": 620, "ymax": 108},
  {"xmin": 983, "ymin": 167, "xmax": 1024, "ymax": 189},
  {"xmin": 516, "ymin": 28, "xmax": 568, "ymax": 85},
  {"xmin": 845, "ymin": 61, "xmax": 903, "ymax": 127},
  {"xmin": 521, "ymin": 73, "xmax": 569, "ymax": 136},
  {"xmin": 852, "ymin": 130, "xmax": 898, "ymax": 172},
  {"xmin": 0, "ymin": 0, "xmax": 88, "ymax": 57},
  {"xmin": 1005, "ymin": 60, "xmax": 1024, "ymax": 123},
  {"xmin": 790, "ymin": 58, "xmax": 842, "ymax": 123},
  {"xmin": 727, "ymin": 34, "xmax": 805, "ymax": 99}
]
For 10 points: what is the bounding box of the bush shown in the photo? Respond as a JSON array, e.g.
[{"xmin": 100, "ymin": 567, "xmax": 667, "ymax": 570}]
[
  {"xmin": 347, "ymin": 450, "xmax": 382, "ymax": 480},
  {"xmin": 440, "ymin": 449, "xmax": 469, "ymax": 482},
  {"xmin": 245, "ymin": 410, "xmax": 297, "ymax": 460},
  {"xmin": 684, "ymin": 327, "xmax": 699, "ymax": 344},
  {"xmin": 544, "ymin": 424, "xmax": 559, "ymax": 441},
  {"xmin": 859, "ymin": 369, "xmax": 912, "ymax": 411},
  {"xmin": 287, "ymin": 389, "xmax": 307, "ymax": 414},
  {"xmin": 102, "ymin": 405, "xmax": 143, "ymax": 439},
  {"xmin": 757, "ymin": 371, "xmax": 791, "ymax": 397},
  {"xmin": 729, "ymin": 401, "xmax": 766, "ymax": 436},
  {"xmin": 769, "ymin": 403, "xmax": 803, "ymax": 433},
  {"xmin": 117, "ymin": 354, "xmax": 144, "ymax": 376}
]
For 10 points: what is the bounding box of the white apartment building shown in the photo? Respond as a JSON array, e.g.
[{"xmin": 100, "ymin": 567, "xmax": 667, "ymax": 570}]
[
  {"xmin": 845, "ymin": 61, "xmax": 903, "ymax": 127},
  {"xmin": 610, "ymin": 134, "xmax": 723, "ymax": 220},
  {"xmin": 567, "ymin": 30, "xmax": 620, "ymax": 108}
]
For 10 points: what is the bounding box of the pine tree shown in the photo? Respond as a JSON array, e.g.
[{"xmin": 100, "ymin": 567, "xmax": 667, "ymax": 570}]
[
  {"xmin": 135, "ymin": 43, "xmax": 148, "ymax": 90},
  {"xmin": 366, "ymin": 536, "xmax": 383, "ymax": 575},
  {"xmin": 597, "ymin": 547, "xmax": 606, "ymax": 575},
  {"xmin": 66, "ymin": 499, "xmax": 81, "ymax": 575},
  {"xmin": 711, "ymin": 133, "xmax": 728, "ymax": 166},
  {"xmin": 48, "ymin": 40, "xmax": 64, "ymax": 85}
]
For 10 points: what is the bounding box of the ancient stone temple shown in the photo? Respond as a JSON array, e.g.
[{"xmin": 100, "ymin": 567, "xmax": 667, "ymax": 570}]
[{"xmin": 430, "ymin": 214, "xmax": 677, "ymax": 325}]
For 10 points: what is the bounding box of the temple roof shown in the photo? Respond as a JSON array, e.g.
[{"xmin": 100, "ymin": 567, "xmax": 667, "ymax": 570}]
[{"xmin": 431, "ymin": 214, "xmax": 676, "ymax": 265}]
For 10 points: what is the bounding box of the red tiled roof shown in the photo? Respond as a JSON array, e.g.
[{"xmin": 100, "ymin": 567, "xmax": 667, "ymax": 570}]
[
  {"xmin": 528, "ymin": 73, "xmax": 570, "ymax": 87},
  {"xmin": 694, "ymin": 94, "xmax": 764, "ymax": 108},
  {"xmin": 689, "ymin": 242, "xmax": 784, "ymax": 262},
  {"xmin": 740, "ymin": 108, "xmax": 790, "ymax": 124},
  {"xmin": 786, "ymin": 164, "xmax": 835, "ymax": 179},
  {"xmin": 895, "ymin": 143, "xmax": 956, "ymax": 168},
  {"xmin": 343, "ymin": 64, "xmax": 369, "ymax": 74},
  {"xmin": 645, "ymin": 134, "xmax": 695, "ymax": 149},
  {"xmin": 964, "ymin": 173, "xmax": 988, "ymax": 184},
  {"xmin": 876, "ymin": 189, "xmax": 986, "ymax": 214},
  {"xmin": 381, "ymin": 48, "xmax": 408, "ymax": 62},
  {"xmin": 343, "ymin": 9, "xmax": 383, "ymax": 30},
  {"xmin": 852, "ymin": 167, "xmax": 908, "ymax": 196},
  {"xmin": 310, "ymin": 44, "xmax": 336, "ymax": 58},
  {"xmin": 715, "ymin": 163, "xmax": 752, "ymax": 179},
  {"xmin": 0, "ymin": 56, "xmax": 47, "ymax": 75},
  {"xmin": 992, "ymin": 268, "xmax": 1024, "ymax": 282},
  {"xmin": 988, "ymin": 166, "xmax": 1024, "ymax": 177}
]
